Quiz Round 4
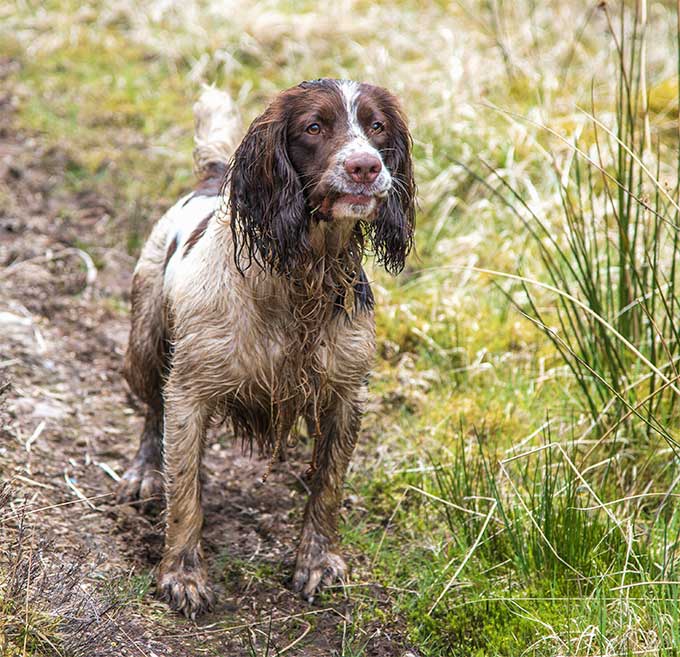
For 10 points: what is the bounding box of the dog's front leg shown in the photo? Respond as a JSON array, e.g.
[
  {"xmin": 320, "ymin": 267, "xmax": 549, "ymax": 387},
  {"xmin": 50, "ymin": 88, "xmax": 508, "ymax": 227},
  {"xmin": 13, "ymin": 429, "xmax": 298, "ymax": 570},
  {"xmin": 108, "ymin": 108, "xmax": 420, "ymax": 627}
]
[
  {"xmin": 293, "ymin": 392, "xmax": 362, "ymax": 601},
  {"xmin": 157, "ymin": 375, "xmax": 214, "ymax": 618}
]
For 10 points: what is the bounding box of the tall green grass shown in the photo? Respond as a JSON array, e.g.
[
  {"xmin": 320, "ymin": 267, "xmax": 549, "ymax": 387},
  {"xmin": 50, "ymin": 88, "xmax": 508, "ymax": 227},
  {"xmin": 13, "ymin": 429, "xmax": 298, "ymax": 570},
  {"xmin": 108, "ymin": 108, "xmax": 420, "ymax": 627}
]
[
  {"xmin": 353, "ymin": 428, "xmax": 680, "ymax": 655},
  {"xmin": 425, "ymin": 435, "xmax": 680, "ymax": 655},
  {"xmin": 486, "ymin": 2, "xmax": 680, "ymax": 449}
]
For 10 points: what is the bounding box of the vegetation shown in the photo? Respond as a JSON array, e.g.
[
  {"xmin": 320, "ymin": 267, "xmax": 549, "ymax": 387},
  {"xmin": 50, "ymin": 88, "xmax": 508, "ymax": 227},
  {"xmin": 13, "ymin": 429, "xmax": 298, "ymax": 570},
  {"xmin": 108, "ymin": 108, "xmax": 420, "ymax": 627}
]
[{"xmin": 2, "ymin": 0, "xmax": 680, "ymax": 654}]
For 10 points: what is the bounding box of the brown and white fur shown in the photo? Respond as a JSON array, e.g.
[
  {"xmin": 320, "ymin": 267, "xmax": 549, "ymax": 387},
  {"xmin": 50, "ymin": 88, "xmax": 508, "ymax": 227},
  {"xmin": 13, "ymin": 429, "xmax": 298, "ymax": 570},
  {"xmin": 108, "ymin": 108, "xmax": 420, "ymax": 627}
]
[{"xmin": 118, "ymin": 79, "xmax": 416, "ymax": 618}]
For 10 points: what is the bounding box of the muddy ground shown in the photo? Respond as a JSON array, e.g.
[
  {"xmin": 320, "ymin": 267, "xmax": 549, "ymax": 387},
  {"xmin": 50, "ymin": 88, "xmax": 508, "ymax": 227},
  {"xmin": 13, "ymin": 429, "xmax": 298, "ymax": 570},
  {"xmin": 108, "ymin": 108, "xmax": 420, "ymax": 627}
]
[{"xmin": 0, "ymin": 93, "xmax": 409, "ymax": 656}]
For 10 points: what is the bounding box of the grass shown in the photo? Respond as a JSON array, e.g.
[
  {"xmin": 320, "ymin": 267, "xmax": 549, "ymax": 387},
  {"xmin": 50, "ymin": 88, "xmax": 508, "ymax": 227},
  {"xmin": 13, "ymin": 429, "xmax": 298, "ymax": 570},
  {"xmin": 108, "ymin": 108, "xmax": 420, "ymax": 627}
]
[
  {"xmin": 3, "ymin": 0, "xmax": 680, "ymax": 654},
  {"xmin": 0, "ymin": 485, "xmax": 139, "ymax": 657}
]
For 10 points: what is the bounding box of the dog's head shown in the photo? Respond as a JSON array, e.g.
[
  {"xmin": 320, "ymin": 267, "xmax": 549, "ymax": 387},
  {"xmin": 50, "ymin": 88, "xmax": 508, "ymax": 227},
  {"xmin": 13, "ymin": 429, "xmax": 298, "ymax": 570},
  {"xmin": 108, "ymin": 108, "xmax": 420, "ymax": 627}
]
[{"xmin": 228, "ymin": 78, "xmax": 416, "ymax": 276}]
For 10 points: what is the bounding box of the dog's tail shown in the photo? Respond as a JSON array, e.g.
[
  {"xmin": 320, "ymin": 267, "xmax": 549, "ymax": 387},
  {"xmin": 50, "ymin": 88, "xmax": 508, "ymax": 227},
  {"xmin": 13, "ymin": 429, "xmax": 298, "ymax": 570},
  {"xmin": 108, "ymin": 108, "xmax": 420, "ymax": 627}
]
[{"xmin": 193, "ymin": 85, "xmax": 242, "ymax": 180}]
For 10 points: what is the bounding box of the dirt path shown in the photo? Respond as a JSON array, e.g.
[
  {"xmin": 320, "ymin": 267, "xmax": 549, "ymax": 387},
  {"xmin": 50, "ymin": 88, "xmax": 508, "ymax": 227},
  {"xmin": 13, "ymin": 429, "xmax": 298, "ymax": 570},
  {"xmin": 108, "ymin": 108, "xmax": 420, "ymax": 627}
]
[{"xmin": 0, "ymin": 109, "xmax": 404, "ymax": 656}]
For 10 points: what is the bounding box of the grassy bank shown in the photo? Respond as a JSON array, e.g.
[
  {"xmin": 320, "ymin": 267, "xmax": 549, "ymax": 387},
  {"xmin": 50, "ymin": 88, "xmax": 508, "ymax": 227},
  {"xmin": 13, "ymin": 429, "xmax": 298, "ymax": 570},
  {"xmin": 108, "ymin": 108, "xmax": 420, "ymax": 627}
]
[{"xmin": 2, "ymin": 0, "xmax": 680, "ymax": 654}]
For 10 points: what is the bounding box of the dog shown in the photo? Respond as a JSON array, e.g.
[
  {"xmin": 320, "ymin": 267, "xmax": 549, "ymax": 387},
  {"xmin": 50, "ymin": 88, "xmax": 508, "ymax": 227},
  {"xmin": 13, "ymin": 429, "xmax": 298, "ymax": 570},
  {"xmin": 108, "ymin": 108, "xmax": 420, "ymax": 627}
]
[{"xmin": 117, "ymin": 79, "xmax": 416, "ymax": 618}]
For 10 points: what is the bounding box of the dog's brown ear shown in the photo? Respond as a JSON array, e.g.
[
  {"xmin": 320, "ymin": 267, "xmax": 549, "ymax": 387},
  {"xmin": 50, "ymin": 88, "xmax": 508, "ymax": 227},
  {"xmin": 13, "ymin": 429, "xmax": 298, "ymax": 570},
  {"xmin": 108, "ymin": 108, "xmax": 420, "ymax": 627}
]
[
  {"xmin": 227, "ymin": 96, "xmax": 308, "ymax": 275},
  {"xmin": 369, "ymin": 93, "xmax": 416, "ymax": 275}
]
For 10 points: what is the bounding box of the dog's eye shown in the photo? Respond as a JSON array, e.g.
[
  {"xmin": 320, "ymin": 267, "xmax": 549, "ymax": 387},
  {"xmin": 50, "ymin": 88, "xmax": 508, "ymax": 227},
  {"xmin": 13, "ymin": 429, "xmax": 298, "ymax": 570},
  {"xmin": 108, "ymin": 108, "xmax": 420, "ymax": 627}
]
[
  {"xmin": 305, "ymin": 123, "xmax": 321, "ymax": 135},
  {"xmin": 371, "ymin": 121, "xmax": 384, "ymax": 134}
]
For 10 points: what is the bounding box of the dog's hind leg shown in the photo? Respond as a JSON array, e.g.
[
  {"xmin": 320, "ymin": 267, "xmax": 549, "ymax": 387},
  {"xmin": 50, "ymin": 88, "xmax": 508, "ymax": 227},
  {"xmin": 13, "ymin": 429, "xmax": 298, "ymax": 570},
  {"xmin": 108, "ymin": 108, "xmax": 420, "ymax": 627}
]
[
  {"xmin": 116, "ymin": 405, "xmax": 164, "ymax": 511},
  {"xmin": 157, "ymin": 370, "xmax": 214, "ymax": 618},
  {"xmin": 117, "ymin": 228, "xmax": 169, "ymax": 512},
  {"xmin": 293, "ymin": 389, "xmax": 364, "ymax": 601}
]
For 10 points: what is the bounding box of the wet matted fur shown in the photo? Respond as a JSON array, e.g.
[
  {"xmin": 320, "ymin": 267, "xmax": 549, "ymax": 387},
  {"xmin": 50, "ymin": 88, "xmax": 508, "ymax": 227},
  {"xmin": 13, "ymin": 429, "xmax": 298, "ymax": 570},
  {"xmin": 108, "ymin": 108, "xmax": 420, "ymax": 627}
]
[{"xmin": 118, "ymin": 80, "xmax": 416, "ymax": 618}]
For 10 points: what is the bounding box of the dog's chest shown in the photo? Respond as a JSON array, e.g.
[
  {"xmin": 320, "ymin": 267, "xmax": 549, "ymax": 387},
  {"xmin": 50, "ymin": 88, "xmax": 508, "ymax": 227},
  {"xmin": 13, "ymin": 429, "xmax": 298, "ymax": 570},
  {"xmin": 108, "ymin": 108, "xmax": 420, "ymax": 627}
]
[
  {"xmin": 164, "ymin": 221, "xmax": 376, "ymax": 406},
  {"xmin": 245, "ymin": 312, "xmax": 374, "ymax": 395}
]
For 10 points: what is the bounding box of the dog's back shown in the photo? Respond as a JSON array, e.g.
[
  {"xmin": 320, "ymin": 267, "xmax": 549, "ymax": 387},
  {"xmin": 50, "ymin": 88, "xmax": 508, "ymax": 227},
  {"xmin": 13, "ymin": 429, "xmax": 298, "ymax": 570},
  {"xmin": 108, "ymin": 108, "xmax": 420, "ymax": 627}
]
[{"xmin": 123, "ymin": 87, "xmax": 240, "ymax": 406}]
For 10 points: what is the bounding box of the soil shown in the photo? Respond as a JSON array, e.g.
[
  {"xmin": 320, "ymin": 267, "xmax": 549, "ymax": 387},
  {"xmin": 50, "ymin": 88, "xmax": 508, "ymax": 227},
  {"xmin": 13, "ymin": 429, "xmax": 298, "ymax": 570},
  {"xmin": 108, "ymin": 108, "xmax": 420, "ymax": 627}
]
[{"xmin": 0, "ymin": 90, "xmax": 408, "ymax": 656}]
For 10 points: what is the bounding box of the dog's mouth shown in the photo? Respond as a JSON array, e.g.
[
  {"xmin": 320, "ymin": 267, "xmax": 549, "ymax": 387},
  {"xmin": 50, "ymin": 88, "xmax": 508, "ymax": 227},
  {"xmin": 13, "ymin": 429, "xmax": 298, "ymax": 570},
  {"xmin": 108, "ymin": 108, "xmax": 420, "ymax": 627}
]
[
  {"xmin": 335, "ymin": 193, "xmax": 374, "ymax": 206},
  {"xmin": 315, "ymin": 188, "xmax": 387, "ymax": 221}
]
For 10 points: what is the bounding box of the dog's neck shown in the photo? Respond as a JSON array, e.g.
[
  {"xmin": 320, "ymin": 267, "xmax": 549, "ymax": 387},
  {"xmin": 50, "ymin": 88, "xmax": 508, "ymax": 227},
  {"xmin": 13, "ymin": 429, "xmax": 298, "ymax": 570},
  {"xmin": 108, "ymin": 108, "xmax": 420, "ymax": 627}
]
[
  {"xmin": 268, "ymin": 248, "xmax": 361, "ymax": 313},
  {"xmin": 237, "ymin": 242, "xmax": 362, "ymax": 334},
  {"xmin": 307, "ymin": 216, "xmax": 359, "ymax": 259},
  {"xmin": 217, "ymin": 207, "xmax": 365, "ymax": 323}
]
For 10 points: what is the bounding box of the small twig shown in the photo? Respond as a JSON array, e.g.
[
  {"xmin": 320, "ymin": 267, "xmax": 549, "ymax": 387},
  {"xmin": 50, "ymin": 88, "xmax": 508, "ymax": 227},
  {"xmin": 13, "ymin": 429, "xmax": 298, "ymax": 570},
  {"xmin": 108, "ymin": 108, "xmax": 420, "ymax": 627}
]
[
  {"xmin": 64, "ymin": 471, "xmax": 97, "ymax": 510},
  {"xmin": 25, "ymin": 421, "xmax": 45, "ymax": 452},
  {"xmin": 12, "ymin": 475, "xmax": 55, "ymax": 491},
  {"xmin": 289, "ymin": 468, "xmax": 311, "ymax": 495},
  {"xmin": 324, "ymin": 582, "xmax": 418, "ymax": 594},
  {"xmin": 95, "ymin": 461, "xmax": 121, "ymax": 482},
  {"xmin": 164, "ymin": 607, "xmax": 347, "ymax": 638},
  {"xmin": 2, "ymin": 247, "xmax": 96, "ymax": 280},
  {"xmin": 0, "ymin": 492, "xmax": 115, "ymax": 522},
  {"xmin": 76, "ymin": 248, "xmax": 98, "ymax": 289},
  {"xmin": 404, "ymin": 484, "xmax": 491, "ymax": 519},
  {"xmin": 278, "ymin": 621, "xmax": 311, "ymax": 655},
  {"xmin": 612, "ymin": 580, "xmax": 680, "ymax": 591}
]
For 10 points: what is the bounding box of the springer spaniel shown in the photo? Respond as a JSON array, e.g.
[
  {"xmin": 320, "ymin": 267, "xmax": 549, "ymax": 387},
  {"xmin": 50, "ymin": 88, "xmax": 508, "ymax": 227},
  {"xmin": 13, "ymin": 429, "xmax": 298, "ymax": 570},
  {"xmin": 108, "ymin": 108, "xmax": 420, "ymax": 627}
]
[{"xmin": 118, "ymin": 79, "xmax": 416, "ymax": 618}]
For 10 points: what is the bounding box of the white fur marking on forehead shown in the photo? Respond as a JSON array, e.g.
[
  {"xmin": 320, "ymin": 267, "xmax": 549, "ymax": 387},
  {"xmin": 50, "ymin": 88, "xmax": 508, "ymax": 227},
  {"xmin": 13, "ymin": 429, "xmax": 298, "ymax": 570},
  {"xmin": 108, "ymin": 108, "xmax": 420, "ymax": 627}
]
[
  {"xmin": 339, "ymin": 80, "xmax": 359, "ymax": 113},
  {"xmin": 338, "ymin": 80, "xmax": 365, "ymax": 140}
]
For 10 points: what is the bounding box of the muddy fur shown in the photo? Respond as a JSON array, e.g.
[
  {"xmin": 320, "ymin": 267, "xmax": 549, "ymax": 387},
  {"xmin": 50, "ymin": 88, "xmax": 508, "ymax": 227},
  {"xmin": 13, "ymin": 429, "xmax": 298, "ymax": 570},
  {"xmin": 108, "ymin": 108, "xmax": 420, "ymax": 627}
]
[{"xmin": 118, "ymin": 80, "xmax": 415, "ymax": 618}]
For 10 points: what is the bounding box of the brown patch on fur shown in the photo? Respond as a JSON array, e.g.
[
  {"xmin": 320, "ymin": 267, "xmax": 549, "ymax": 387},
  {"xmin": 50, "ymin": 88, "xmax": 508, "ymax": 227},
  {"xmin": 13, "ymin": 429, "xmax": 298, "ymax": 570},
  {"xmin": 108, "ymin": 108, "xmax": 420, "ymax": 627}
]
[
  {"xmin": 163, "ymin": 235, "xmax": 178, "ymax": 274},
  {"xmin": 194, "ymin": 162, "xmax": 227, "ymax": 197},
  {"xmin": 183, "ymin": 213, "xmax": 212, "ymax": 257}
]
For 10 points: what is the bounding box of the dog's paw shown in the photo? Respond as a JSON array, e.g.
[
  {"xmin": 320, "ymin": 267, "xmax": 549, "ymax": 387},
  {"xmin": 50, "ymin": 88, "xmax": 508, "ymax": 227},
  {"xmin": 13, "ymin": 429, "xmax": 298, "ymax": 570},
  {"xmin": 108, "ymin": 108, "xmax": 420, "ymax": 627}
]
[
  {"xmin": 292, "ymin": 533, "xmax": 347, "ymax": 602},
  {"xmin": 116, "ymin": 457, "xmax": 164, "ymax": 512},
  {"xmin": 157, "ymin": 560, "xmax": 214, "ymax": 619}
]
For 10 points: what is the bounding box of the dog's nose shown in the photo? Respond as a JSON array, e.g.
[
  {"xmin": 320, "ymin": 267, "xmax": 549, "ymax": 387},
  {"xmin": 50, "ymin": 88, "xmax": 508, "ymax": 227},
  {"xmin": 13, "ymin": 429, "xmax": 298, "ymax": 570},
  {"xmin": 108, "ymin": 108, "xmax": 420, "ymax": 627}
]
[{"xmin": 344, "ymin": 153, "xmax": 382, "ymax": 184}]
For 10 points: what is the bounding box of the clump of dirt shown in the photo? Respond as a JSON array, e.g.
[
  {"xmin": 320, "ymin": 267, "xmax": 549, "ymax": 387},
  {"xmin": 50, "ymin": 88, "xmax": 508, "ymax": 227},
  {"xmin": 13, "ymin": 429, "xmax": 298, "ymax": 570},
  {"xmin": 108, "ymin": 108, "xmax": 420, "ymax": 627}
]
[{"xmin": 0, "ymin": 77, "xmax": 408, "ymax": 655}]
